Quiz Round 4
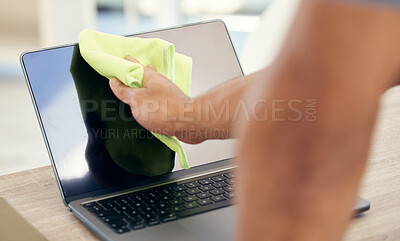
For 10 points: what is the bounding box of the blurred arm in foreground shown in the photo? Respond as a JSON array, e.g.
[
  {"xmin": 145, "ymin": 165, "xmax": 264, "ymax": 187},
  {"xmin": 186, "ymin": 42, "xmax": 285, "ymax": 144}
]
[{"xmin": 237, "ymin": 1, "xmax": 400, "ymax": 241}]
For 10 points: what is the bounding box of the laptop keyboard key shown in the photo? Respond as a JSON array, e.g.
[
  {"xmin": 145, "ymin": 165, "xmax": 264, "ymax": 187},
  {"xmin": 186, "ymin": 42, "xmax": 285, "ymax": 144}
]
[
  {"xmin": 169, "ymin": 199, "xmax": 184, "ymax": 206},
  {"xmin": 139, "ymin": 206, "xmax": 155, "ymax": 214},
  {"xmin": 145, "ymin": 218, "xmax": 160, "ymax": 226},
  {"xmin": 224, "ymin": 192, "xmax": 235, "ymax": 199},
  {"xmin": 86, "ymin": 205, "xmax": 104, "ymax": 213},
  {"xmin": 173, "ymin": 191, "xmax": 188, "ymax": 198},
  {"xmin": 124, "ymin": 209, "xmax": 140, "ymax": 217},
  {"xmin": 119, "ymin": 198, "xmax": 130, "ymax": 205},
  {"xmin": 225, "ymin": 179, "xmax": 235, "ymax": 185},
  {"xmin": 183, "ymin": 195, "xmax": 198, "ymax": 202},
  {"xmin": 114, "ymin": 205, "xmax": 130, "ymax": 213},
  {"xmin": 109, "ymin": 220, "xmax": 126, "ymax": 228},
  {"xmin": 134, "ymin": 195, "xmax": 144, "ymax": 202},
  {"xmin": 197, "ymin": 199, "xmax": 213, "ymax": 206},
  {"xmin": 125, "ymin": 216, "xmax": 144, "ymax": 224},
  {"xmin": 170, "ymin": 185, "xmax": 187, "ymax": 192},
  {"xmin": 223, "ymin": 173, "xmax": 235, "ymax": 179},
  {"xmin": 94, "ymin": 209, "xmax": 115, "ymax": 218},
  {"xmin": 198, "ymin": 178, "xmax": 213, "ymax": 185},
  {"xmin": 157, "ymin": 189, "xmax": 171, "ymax": 196},
  {"xmin": 185, "ymin": 182, "xmax": 200, "ymax": 188},
  {"xmin": 115, "ymin": 226, "xmax": 130, "ymax": 234},
  {"xmin": 146, "ymin": 198, "xmax": 157, "ymax": 205},
  {"xmin": 155, "ymin": 209, "xmax": 169, "ymax": 216},
  {"xmin": 155, "ymin": 203, "xmax": 169, "ymax": 209},
  {"xmin": 157, "ymin": 195, "xmax": 172, "ymax": 202},
  {"xmin": 211, "ymin": 175, "xmax": 227, "ymax": 182},
  {"xmin": 177, "ymin": 199, "xmax": 231, "ymax": 218},
  {"xmin": 222, "ymin": 186, "xmax": 233, "ymax": 192},
  {"xmin": 142, "ymin": 213, "xmax": 157, "ymax": 220},
  {"xmin": 210, "ymin": 195, "xmax": 227, "ymax": 202},
  {"xmin": 212, "ymin": 182, "xmax": 228, "ymax": 188},
  {"xmin": 131, "ymin": 223, "xmax": 146, "ymax": 230},
  {"xmin": 185, "ymin": 188, "xmax": 201, "ymax": 195},
  {"xmin": 199, "ymin": 184, "xmax": 215, "ymax": 192},
  {"xmin": 169, "ymin": 205, "xmax": 185, "ymax": 213},
  {"xmin": 132, "ymin": 202, "xmax": 146, "ymax": 208},
  {"xmin": 160, "ymin": 213, "xmax": 178, "ymax": 222},
  {"xmin": 127, "ymin": 215, "xmax": 143, "ymax": 223},
  {"xmin": 184, "ymin": 202, "xmax": 200, "ymax": 209},
  {"xmin": 210, "ymin": 189, "xmax": 225, "ymax": 196},
  {"xmin": 196, "ymin": 192, "xmax": 212, "ymax": 199},
  {"xmin": 102, "ymin": 215, "xmax": 122, "ymax": 223}
]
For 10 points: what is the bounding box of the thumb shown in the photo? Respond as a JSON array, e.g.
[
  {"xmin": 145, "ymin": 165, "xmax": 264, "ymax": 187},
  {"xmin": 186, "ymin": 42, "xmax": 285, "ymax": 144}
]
[{"xmin": 109, "ymin": 77, "xmax": 136, "ymax": 104}]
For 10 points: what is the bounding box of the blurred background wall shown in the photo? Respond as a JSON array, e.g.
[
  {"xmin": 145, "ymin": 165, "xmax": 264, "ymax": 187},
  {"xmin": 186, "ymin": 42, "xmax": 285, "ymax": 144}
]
[{"xmin": 0, "ymin": 0, "xmax": 299, "ymax": 175}]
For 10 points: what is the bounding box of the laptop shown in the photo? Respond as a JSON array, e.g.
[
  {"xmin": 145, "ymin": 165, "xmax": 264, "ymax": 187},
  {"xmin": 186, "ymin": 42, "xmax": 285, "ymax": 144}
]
[{"xmin": 20, "ymin": 20, "xmax": 370, "ymax": 241}]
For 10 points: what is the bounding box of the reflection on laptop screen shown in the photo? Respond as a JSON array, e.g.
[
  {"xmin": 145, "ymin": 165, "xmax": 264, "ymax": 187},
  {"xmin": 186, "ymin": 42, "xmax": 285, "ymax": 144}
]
[{"xmin": 22, "ymin": 21, "xmax": 242, "ymax": 197}]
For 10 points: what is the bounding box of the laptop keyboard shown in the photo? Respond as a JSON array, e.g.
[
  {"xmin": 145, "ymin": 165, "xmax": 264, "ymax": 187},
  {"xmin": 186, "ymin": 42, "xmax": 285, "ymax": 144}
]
[{"xmin": 82, "ymin": 171, "xmax": 235, "ymax": 234}]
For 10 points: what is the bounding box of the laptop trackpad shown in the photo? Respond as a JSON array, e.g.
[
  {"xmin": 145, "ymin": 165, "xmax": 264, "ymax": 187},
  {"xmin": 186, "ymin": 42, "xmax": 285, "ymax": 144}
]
[
  {"xmin": 128, "ymin": 206, "xmax": 237, "ymax": 241},
  {"xmin": 177, "ymin": 206, "xmax": 237, "ymax": 241}
]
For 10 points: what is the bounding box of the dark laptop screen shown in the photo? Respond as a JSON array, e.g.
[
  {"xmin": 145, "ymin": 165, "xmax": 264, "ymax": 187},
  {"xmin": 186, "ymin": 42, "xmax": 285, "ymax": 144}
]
[{"xmin": 22, "ymin": 21, "xmax": 242, "ymax": 198}]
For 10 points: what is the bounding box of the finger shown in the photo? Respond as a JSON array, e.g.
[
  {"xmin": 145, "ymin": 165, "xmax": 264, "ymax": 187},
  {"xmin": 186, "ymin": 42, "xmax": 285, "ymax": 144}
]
[
  {"xmin": 142, "ymin": 68, "xmax": 155, "ymax": 88},
  {"xmin": 109, "ymin": 77, "xmax": 135, "ymax": 104},
  {"xmin": 141, "ymin": 64, "xmax": 158, "ymax": 88},
  {"xmin": 125, "ymin": 55, "xmax": 141, "ymax": 64}
]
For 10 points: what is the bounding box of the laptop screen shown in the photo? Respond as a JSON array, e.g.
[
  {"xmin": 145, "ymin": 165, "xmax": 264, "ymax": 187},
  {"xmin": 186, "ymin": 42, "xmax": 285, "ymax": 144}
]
[{"xmin": 21, "ymin": 21, "xmax": 242, "ymax": 198}]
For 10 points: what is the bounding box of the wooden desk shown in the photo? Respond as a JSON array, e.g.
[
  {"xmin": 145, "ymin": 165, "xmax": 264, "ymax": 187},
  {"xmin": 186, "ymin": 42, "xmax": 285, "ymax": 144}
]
[
  {"xmin": 0, "ymin": 166, "xmax": 97, "ymax": 240},
  {"xmin": 1, "ymin": 87, "xmax": 400, "ymax": 240}
]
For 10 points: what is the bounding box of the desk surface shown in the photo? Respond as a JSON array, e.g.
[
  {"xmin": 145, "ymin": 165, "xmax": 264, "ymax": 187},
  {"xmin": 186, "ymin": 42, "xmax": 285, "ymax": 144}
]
[{"xmin": 1, "ymin": 88, "xmax": 400, "ymax": 240}]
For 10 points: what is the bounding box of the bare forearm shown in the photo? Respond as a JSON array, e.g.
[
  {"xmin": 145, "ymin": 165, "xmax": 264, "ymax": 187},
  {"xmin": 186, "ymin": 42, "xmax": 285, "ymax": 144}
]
[
  {"xmin": 176, "ymin": 70, "xmax": 260, "ymax": 140},
  {"xmin": 237, "ymin": 1, "xmax": 400, "ymax": 241}
]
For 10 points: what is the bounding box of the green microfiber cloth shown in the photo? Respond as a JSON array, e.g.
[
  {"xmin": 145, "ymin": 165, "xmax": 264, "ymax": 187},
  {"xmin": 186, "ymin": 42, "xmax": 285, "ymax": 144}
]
[
  {"xmin": 71, "ymin": 46, "xmax": 175, "ymax": 178},
  {"xmin": 78, "ymin": 30, "xmax": 191, "ymax": 170}
]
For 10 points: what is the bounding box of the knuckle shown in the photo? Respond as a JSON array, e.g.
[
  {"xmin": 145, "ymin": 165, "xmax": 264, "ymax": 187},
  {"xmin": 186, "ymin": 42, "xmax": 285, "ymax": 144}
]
[{"xmin": 116, "ymin": 85, "xmax": 125, "ymax": 98}]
